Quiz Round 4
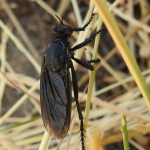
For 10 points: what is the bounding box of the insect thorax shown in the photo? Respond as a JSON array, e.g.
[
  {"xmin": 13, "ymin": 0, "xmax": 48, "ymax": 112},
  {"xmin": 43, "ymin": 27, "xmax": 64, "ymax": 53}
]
[{"xmin": 44, "ymin": 37, "xmax": 72, "ymax": 72}]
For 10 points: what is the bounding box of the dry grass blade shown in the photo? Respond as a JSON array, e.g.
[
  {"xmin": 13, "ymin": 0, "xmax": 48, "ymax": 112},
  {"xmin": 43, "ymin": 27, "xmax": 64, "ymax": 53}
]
[
  {"xmin": 0, "ymin": 30, "xmax": 8, "ymax": 116},
  {"xmin": 0, "ymin": 20, "xmax": 40, "ymax": 73},
  {"xmin": 0, "ymin": 80, "xmax": 40, "ymax": 125},
  {"xmin": 107, "ymin": 2, "xmax": 150, "ymax": 32},
  {"xmin": 39, "ymin": 131, "xmax": 51, "ymax": 150},
  {"xmin": 0, "ymin": 0, "xmax": 40, "ymax": 61}
]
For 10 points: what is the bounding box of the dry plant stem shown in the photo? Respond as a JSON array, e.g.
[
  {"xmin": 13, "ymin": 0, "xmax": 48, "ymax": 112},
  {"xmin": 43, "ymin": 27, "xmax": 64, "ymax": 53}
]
[
  {"xmin": 128, "ymin": 123, "xmax": 150, "ymax": 134},
  {"xmin": 94, "ymin": 69, "xmax": 150, "ymax": 96},
  {"xmin": 1, "ymin": 117, "xmax": 30, "ymax": 123},
  {"xmin": 117, "ymin": 20, "xmax": 144, "ymax": 47},
  {"xmin": 35, "ymin": 0, "xmax": 64, "ymax": 22},
  {"xmin": 56, "ymin": 139, "xmax": 63, "ymax": 150},
  {"xmin": 71, "ymin": 0, "xmax": 82, "ymax": 27},
  {"xmin": 49, "ymin": 135, "xmax": 79, "ymax": 150},
  {"xmin": 79, "ymin": 93, "xmax": 150, "ymax": 122},
  {"xmin": 107, "ymin": 2, "xmax": 150, "ymax": 32},
  {"xmin": 0, "ymin": 20, "xmax": 40, "ymax": 74},
  {"xmin": 0, "ymin": 31, "xmax": 8, "ymax": 115},
  {"xmin": 139, "ymin": 0, "xmax": 150, "ymax": 44},
  {"xmin": 1, "ymin": 141, "xmax": 22, "ymax": 150},
  {"xmin": 15, "ymin": 134, "xmax": 44, "ymax": 146},
  {"xmin": 0, "ymin": 70, "xmax": 41, "ymax": 113},
  {"xmin": 109, "ymin": 0, "xmax": 123, "ymax": 11},
  {"xmin": 56, "ymin": 0, "xmax": 70, "ymax": 16},
  {"xmin": 0, "ymin": 0, "xmax": 39, "ymax": 61},
  {"xmin": 0, "ymin": 119, "xmax": 41, "ymax": 141},
  {"xmin": 0, "ymin": 53, "xmax": 41, "ymax": 113},
  {"xmin": 125, "ymin": 13, "xmax": 150, "ymax": 40},
  {"xmin": 86, "ymin": 126, "xmax": 103, "ymax": 150},
  {"xmin": 66, "ymin": 110, "xmax": 78, "ymax": 150},
  {"xmin": 102, "ymin": 131, "xmax": 140, "ymax": 146},
  {"xmin": 121, "ymin": 114, "xmax": 130, "ymax": 150},
  {"xmin": 0, "ymin": 80, "xmax": 40, "ymax": 125},
  {"xmin": 83, "ymin": 16, "xmax": 103, "ymax": 149},
  {"xmin": 140, "ymin": 0, "xmax": 149, "ymax": 15},
  {"xmin": 0, "ymin": 72, "xmax": 38, "ymax": 89},
  {"xmin": 127, "ymin": 0, "xmax": 135, "ymax": 55},
  {"xmin": 0, "ymin": 70, "xmax": 36, "ymax": 100},
  {"xmin": 0, "ymin": 43, "xmax": 41, "ymax": 117},
  {"xmin": 12, "ymin": 126, "xmax": 44, "ymax": 141},
  {"xmin": 92, "ymin": 0, "xmax": 150, "ymax": 110},
  {"xmin": 4, "ymin": 59, "xmax": 14, "ymax": 72},
  {"xmin": 129, "ymin": 139, "xmax": 146, "ymax": 150},
  {"xmin": 96, "ymin": 52, "xmax": 130, "ymax": 90},
  {"xmin": 35, "ymin": 0, "xmax": 78, "ymax": 39},
  {"xmin": 39, "ymin": 131, "xmax": 51, "ymax": 150}
]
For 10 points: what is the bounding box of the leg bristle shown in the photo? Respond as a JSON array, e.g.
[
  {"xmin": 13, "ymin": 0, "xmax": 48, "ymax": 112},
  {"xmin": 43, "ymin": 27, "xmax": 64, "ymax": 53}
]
[{"xmin": 78, "ymin": 112, "xmax": 85, "ymax": 150}]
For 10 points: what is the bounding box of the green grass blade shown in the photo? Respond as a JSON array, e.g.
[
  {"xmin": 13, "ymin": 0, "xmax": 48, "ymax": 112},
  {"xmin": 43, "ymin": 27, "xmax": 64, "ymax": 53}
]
[{"xmin": 121, "ymin": 113, "xmax": 130, "ymax": 150}]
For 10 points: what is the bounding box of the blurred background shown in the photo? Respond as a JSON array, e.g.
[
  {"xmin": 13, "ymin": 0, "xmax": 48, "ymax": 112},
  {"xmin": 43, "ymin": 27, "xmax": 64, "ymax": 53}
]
[{"xmin": 0, "ymin": 0, "xmax": 150, "ymax": 150}]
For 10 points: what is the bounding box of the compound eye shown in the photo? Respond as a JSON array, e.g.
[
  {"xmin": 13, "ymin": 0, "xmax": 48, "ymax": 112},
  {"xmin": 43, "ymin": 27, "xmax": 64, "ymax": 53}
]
[
  {"xmin": 52, "ymin": 25, "xmax": 59, "ymax": 34},
  {"xmin": 52, "ymin": 25, "xmax": 57, "ymax": 30}
]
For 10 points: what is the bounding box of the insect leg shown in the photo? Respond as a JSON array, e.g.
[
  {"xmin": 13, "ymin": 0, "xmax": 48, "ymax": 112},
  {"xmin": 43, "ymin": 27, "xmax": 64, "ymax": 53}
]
[
  {"xmin": 70, "ymin": 62, "xmax": 85, "ymax": 150},
  {"xmin": 72, "ymin": 57, "xmax": 94, "ymax": 71},
  {"xmin": 72, "ymin": 57, "xmax": 100, "ymax": 71},
  {"xmin": 72, "ymin": 13, "xmax": 95, "ymax": 31},
  {"xmin": 71, "ymin": 29, "xmax": 103, "ymax": 51},
  {"xmin": 87, "ymin": 58, "xmax": 101, "ymax": 64}
]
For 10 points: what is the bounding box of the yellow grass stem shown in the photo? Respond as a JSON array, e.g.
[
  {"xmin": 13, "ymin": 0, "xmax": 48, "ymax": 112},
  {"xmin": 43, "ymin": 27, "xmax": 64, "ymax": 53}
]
[
  {"xmin": 83, "ymin": 16, "xmax": 103, "ymax": 149},
  {"xmin": 39, "ymin": 131, "xmax": 51, "ymax": 150}
]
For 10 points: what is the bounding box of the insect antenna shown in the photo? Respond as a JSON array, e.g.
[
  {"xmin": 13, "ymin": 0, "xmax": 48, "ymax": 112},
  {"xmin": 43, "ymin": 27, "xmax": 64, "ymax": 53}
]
[
  {"xmin": 55, "ymin": 14, "xmax": 63, "ymax": 24},
  {"xmin": 62, "ymin": 15, "xmax": 64, "ymax": 24}
]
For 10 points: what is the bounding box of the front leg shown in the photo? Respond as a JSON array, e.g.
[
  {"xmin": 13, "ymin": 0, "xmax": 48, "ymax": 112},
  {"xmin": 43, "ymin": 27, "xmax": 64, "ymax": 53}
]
[
  {"xmin": 71, "ymin": 29, "xmax": 103, "ymax": 51},
  {"xmin": 72, "ymin": 13, "xmax": 96, "ymax": 32}
]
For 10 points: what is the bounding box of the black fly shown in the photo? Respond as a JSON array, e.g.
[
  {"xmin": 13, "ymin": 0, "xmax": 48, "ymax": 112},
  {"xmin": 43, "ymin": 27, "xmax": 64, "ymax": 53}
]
[{"xmin": 40, "ymin": 13, "xmax": 102, "ymax": 150}]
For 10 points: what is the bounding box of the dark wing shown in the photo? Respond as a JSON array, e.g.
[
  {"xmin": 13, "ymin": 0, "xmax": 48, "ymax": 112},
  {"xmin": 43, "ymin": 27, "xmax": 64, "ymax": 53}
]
[
  {"xmin": 59, "ymin": 65, "xmax": 72, "ymax": 137},
  {"xmin": 40, "ymin": 60, "xmax": 70, "ymax": 139}
]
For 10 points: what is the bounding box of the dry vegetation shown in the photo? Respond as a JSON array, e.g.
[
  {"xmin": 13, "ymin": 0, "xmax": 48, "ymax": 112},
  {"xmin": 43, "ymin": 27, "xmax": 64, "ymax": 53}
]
[{"xmin": 0, "ymin": 0, "xmax": 150, "ymax": 150}]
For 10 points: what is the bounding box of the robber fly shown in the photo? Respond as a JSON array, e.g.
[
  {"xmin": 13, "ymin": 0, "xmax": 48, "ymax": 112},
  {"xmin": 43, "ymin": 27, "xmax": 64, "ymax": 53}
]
[{"xmin": 40, "ymin": 13, "xmax": 102, "ymax": 150}]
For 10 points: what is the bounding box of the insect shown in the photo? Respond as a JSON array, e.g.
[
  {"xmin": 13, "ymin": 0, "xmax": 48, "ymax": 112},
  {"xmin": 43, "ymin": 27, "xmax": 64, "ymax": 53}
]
[{"xmin": 40, "ymin": 13, "xmax": 102, "ymax": 150}]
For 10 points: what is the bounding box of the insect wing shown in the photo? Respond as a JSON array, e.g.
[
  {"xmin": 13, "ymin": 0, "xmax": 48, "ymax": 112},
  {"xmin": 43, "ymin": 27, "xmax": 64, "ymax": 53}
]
[
  {"xmin": 59, "ymin": 66, "xmax": 72, "ymax": 136},
  {"xmin": 40, "ymin": 63, "xmax": 68, "ymax": 138}
]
